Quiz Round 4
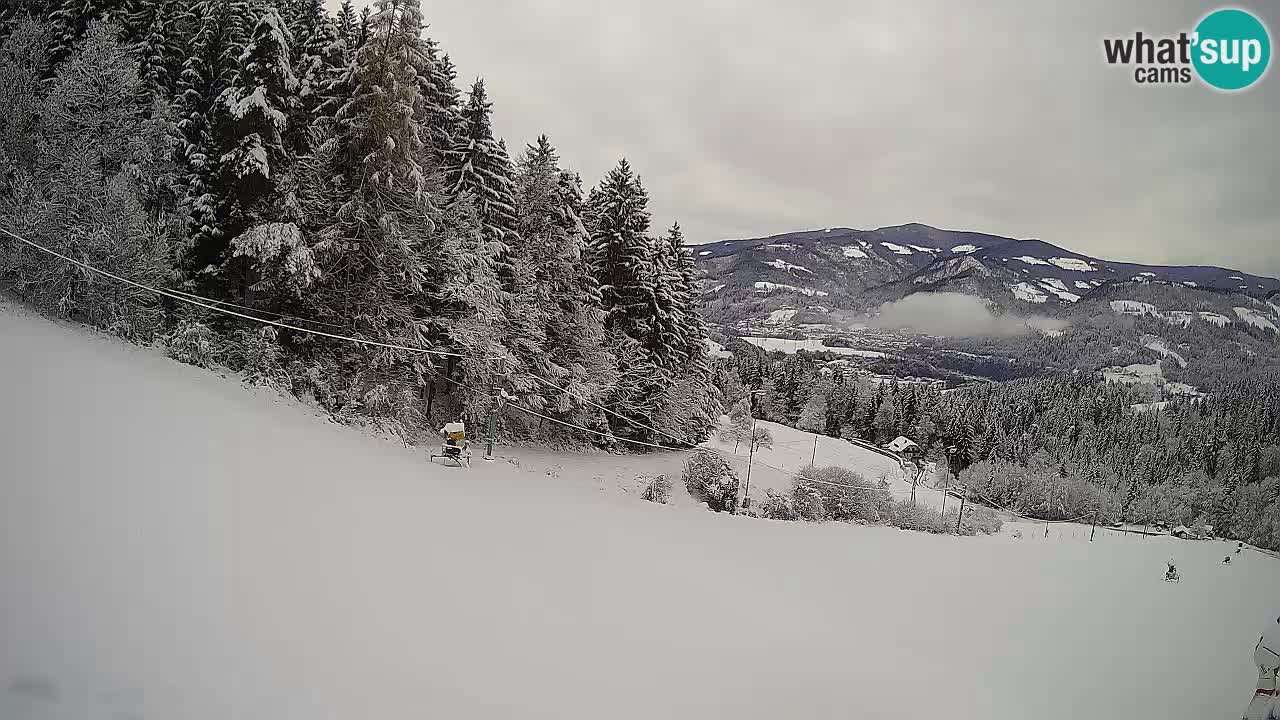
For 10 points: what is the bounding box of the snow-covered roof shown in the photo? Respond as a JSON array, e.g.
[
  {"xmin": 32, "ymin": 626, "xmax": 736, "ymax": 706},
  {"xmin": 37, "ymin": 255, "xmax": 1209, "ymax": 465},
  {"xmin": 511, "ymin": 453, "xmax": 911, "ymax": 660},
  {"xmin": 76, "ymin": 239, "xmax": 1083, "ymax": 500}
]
[{"xmin": 886, "ymin": 436, "xmax": 919, "ymax": 453}]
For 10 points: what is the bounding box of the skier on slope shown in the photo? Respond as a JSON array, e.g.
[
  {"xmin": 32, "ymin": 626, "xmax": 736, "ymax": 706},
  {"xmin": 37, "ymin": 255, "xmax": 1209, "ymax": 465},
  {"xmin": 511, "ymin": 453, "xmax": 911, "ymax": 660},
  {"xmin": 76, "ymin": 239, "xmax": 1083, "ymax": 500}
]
[{"xmin": 1243, "ymin": 616, "xmax": 1280, "ymax": 720}]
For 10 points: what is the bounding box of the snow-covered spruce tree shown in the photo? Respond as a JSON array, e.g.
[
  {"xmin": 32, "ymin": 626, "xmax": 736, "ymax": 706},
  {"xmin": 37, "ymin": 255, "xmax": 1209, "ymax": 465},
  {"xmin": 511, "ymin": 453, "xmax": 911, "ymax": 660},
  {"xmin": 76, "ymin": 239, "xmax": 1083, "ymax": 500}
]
[
  {"xmin": 417, "ymin": 39, "xmax": 463, "ymax": 166},
  {"xmin": 0, "ymin": 20, "xmax": 174, "ymax": 341},
  {"xmin": 512, "ymin": 135, "xmax": 616, "ymax": 432},
  {"xmin": 282, "ymin": 0, "xmax": 343, "ymax": 150},
  {"xmin": 649, "ymin": 228, "xmax": 686, "ymax": 370},
  {"xmin": 129, "ymin": 0, "xmax": 184, "ymax": 97},
  {"xmin": 47, "ymin": 0, "xmax": 136, "ymax": 66},
  {"xmin": 335, "ymin": 0, "xmax": 357, "ymax": 50},
  {"xmin": 443, "ymin": 78, "xmax": 517, "ymax": 282},
  {"xmin": 588, "ymin": 159, "xmax": 657, "ymax": 345},
  {"xmin": 205, "ymin": 5, "xmax": 300, "ymax": 300},
  {"xmin": 174, "ymin": 0, "xmax": 254, "ymax": 286}
]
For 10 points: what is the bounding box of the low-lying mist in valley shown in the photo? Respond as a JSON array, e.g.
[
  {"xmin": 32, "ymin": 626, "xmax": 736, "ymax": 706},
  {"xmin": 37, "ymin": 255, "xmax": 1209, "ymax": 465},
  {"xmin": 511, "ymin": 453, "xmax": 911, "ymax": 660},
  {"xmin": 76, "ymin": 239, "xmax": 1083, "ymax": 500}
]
[{"xmin": 865, "ymin": 293, "xmax": 1067, "ymax": 337}]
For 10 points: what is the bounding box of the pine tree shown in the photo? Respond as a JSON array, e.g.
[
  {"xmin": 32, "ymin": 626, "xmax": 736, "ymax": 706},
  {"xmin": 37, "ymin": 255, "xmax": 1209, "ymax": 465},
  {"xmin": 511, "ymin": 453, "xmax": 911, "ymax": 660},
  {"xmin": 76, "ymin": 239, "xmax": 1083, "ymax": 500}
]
[
  {"xmin": 130, "ymin": 0, "xmax": 183, "ymax": 96},
  {"xmin": 357, "ymin": 6, "xmax": 371, "ymax": 47},
  {"xmin": 48, "ymin": 0, "xmax": 133, "ymax": 65},
  {"xmin": 443, "ymin": 79, "xmax": 517, "ymax": 283},
  {"xmin": 335, "ymin": 0, "xmax": 357, "ymax": 49},
  {"xmin": 174, "ymin": 0, "xmax": 254, "ymax": 283},
  {"xmin": 210, "ymin": 4, "xmax": 299, "ymax": 297},
  {"xmin": 418, "ymin": 40, "xmax": 462, "ymax": 164},
  {"xmin": 284, "ymin": 0, "xmax": 343, "ymax": 147},
  {"xmin": 588, "ymin": 159, "xmax": 656, "ymax": 344}
]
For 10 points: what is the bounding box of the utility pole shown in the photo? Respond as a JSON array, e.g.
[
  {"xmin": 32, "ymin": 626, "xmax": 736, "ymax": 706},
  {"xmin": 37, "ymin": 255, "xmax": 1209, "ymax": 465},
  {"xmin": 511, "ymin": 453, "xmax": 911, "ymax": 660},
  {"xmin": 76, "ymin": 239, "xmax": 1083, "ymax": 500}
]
[
  {"xmin": 1090, "ymin": 509, "xmax": 1098, "ymax": 542},
  {"xmin": 940, "ymin": 473, "xmax": 950, "ymax": 517},
  {"xmin": 484, "ymin": 358, "xmax": 506, "ymax": 462},
  {"xmin": 742, "ymin": 390, "xmax": 760, "ymax": 512},
  {"xmin": 811, "ymin": 435, "xmax": 819, "ymax": 467},
  {"xmin": 956, "ymin": 489, "xmax": 967, "ymax": 534}
]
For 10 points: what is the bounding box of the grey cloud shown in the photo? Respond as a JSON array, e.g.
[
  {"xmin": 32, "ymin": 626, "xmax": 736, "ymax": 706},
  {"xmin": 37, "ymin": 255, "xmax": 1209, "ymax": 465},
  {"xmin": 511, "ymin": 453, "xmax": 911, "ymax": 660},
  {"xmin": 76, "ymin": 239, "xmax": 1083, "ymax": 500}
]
[
  {"xmin": 865, "ymin": 293, "xmax": 1067, "ymax": 337},
  {"xmin": 333, "ymin": 0, "xmax": 1280, "ymax": 276}
]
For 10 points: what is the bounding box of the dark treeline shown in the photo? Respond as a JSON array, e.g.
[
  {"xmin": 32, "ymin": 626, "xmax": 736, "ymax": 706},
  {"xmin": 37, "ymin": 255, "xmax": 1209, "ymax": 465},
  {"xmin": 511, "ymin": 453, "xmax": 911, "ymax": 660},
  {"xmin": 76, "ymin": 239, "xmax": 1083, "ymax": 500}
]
[
  {"xmin": 715, "ymin": 350, "xmax": 1280, "ymax": 549},
  {"xmin": 0, "ymin": 0, "xmax": 719, "ymax": 445}
]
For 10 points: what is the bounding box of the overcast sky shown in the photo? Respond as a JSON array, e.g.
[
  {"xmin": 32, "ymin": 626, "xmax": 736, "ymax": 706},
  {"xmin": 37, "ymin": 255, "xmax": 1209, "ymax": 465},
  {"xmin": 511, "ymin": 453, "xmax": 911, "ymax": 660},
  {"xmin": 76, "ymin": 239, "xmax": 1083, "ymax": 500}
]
[{"xmin": 330, "ymin": 1, "xmax": 1279, "ymax": 276}]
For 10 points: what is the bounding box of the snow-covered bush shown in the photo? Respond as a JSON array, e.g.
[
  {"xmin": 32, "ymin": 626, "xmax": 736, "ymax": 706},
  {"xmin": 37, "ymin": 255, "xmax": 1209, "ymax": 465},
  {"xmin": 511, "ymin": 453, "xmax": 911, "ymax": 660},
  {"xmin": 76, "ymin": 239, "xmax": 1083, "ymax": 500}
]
[
  {"xmin": 165, "ymin": 320, "xmax": 220, "ymax": 368},
  {"xmin": 223, "ymin": 326, "xmax": 289, "ymax": 390},
  {"xmin": 683, "ymin": 449, "xmax": 739, "ymax": 513},
  {"xmin": 640, "ymin": 474, "xmax": 671, "ymax": 504},
  {"xmin": 759, "ymin": 489, "xmax": 797, "ymax": 520},
  {"xmin": 961, "ymin": 506, "xmax": 1004, "ymax": 536},
  {"xmin": 887, "ymin": 501, "xmax": 952, "ymax": 534},
  {"xmin": 792, "ymin": 465, "xmax": 893, "ymax": 523}
]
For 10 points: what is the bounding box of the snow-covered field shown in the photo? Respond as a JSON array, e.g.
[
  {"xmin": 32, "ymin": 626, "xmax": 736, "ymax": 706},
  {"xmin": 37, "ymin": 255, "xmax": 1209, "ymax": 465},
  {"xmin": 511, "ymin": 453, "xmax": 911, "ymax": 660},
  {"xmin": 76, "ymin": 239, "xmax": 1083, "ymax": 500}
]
[
  {"xmin": 701, "ymin": 417, "xmax": 933, "ymax": 507},
  {"xmin": 2, "ymin": 302, "xmax": 1278, "ymax": 720},
  {"xmin": 739, "ymin": 336, "xmax": 887, "ymax": 358}
]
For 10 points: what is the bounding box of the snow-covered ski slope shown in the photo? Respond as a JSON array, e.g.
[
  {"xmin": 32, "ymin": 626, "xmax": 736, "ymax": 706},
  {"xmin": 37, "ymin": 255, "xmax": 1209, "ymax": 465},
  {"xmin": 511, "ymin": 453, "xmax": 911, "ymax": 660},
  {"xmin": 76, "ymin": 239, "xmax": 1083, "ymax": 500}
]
[{"xmin": 2, "ymin": 301, "xmax": 1278, "ymax": 720}]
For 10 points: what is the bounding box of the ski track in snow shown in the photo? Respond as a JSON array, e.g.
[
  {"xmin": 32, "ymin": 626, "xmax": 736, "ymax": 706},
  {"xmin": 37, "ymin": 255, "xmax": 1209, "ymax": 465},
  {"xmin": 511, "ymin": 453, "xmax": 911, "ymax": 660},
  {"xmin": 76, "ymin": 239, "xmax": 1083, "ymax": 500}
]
[{"xmin": 1, "ymin": 301, "xmax": 1277, "ymax": 720}]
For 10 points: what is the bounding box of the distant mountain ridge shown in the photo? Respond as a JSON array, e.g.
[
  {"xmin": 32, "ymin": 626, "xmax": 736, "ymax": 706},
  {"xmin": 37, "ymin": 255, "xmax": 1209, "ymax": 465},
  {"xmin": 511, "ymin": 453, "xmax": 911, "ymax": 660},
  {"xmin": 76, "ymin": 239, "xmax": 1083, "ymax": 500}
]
[{"xmin": 695, "ymin": 223, "xmax": 1279, "ymax": 327}]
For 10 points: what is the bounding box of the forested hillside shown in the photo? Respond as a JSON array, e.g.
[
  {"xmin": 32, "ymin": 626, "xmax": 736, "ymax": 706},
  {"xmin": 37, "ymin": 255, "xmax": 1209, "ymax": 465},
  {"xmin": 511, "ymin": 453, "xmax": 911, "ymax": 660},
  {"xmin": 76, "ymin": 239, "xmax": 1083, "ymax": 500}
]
[
  {"xmin": 713, "ymin": 348, "xmax": 1280, "ymax": 549},
  {"xmin": 0, "ymin": 0, "xmax": 719, "ymax": 445}
]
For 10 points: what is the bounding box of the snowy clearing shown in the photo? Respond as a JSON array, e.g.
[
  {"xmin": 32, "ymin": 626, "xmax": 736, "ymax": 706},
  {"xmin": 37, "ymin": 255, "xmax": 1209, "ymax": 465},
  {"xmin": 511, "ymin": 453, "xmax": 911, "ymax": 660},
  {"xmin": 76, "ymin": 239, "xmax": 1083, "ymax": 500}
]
[
  {"xmin": 753, "ymin": 281, "xmax": 828, "ymax": 297},
  {"xmin": 1074, "ymin": 281, "xmax": 1093, "ymax": 290},
  {"xmin": 1103, "ymin": 362, "xmax": 1164, "ymax": 385},
  {"xmin": 739, "ymin": 336, "xmax": 887, "ymax": 358},
  {"xmin": 766, "ymin": 308, "xmax": 797, "ymax": 324},
  {"xmin": 1010, "ymin": 282, "xmax": 1048, "ymax": 303},
  {"xmin": 1, "ymin": 304, "xmax": 1277, "ymax": 720},
  {"xmin": 698, "ymin": 250, "xmax": 712, "ymax": 256},
  {"xmin": 1049, "ymin": 257, "xmax": 1096, "ymax": 272},
  {"xmin": 908, "ymin": 245, "xmax": 938, "ymax": 253},
  {"xmin": 1111, "ymin": 300, "xmax": 1160, "ymax": 317},
  {"xmin": 951, "ymin": 244, "xmax": 979, "ymax": 253},
  {"xmin": 880, "ymin": 242, "xmax": 912, "ymax": 255},
  {"xmin": 764, "ymin": 259, "xmax": 812, "ymax": 274},
  {"xmin": 1235, "ymin": 307, "xmax": 1278, "ymax": 332},
  {"xmin": 704, "ymin": 339, "xmax": 733, "ymax": 359},
  {"xmin": 840, "ymin": 245, "xmax": 868, "ymax": 259},
  {"xmin": 1143, "ymin": 336, "xmax": 1188, "ymax": 368},
  {"xmin": 704, "ymin": 417, "xmax": 913, "ymax": 505},
  {"xmin": 1015, "ymin": 255, "xmax": 1050, "ymax": 266}
]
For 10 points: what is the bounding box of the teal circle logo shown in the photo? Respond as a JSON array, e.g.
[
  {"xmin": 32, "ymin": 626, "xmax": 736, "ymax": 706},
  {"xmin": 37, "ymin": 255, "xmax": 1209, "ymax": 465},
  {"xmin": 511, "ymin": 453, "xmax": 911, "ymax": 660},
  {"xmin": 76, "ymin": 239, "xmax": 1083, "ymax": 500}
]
[{"xmin": 1192, "ymin": 8, "xmax": 1271, "ymax": 90}]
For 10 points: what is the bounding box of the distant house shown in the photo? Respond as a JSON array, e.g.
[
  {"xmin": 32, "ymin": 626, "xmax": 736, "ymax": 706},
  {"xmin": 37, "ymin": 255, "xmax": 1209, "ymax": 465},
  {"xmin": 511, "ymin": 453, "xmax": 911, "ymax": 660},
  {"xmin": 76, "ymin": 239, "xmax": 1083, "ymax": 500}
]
[
  {"xmin": 1171, "ymin": 525, "xmax": 1206, "ymax": 540},
  {"xmin": 886, "ymin": 436, "xmax": 921, "ymax": 457}
]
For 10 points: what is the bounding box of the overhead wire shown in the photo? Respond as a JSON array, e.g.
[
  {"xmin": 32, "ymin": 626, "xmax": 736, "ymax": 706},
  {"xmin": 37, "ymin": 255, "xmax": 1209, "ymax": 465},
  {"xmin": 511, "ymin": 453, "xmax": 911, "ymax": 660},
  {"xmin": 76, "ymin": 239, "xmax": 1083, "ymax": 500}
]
[{"xmin": 0, "ymin": 226, "xmax": 472, "ymax": 359}]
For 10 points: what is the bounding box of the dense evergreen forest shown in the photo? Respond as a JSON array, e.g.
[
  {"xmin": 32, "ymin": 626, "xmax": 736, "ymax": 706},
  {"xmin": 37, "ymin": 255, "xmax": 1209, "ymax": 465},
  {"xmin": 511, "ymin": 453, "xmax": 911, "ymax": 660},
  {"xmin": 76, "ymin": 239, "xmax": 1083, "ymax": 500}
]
[
  {"xmin": 0, "ymin": 0, "xmax": 720, "ymax": 445},
  {"xmin": 714, "ymin": 350, "xmax": 1280, "ymax": 549}
]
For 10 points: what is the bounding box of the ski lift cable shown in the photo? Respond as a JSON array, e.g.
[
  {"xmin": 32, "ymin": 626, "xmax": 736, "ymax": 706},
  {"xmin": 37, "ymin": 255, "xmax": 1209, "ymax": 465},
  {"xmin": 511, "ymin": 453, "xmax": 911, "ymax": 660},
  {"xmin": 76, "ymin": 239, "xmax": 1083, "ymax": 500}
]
[
  {"xmin": 436, "ymin": 372, "xmax": 696, "ymax": 452},
  {"xmin": 162, "ymin": 285, "xmax": 349, "ymax": 330},
  {"xmin": 0, "ymin": 226, "xmax": 474, "ymax": 360},
  {"xmin": 515, "ymin": 370, "xmax": 698, "ymax": 449}
]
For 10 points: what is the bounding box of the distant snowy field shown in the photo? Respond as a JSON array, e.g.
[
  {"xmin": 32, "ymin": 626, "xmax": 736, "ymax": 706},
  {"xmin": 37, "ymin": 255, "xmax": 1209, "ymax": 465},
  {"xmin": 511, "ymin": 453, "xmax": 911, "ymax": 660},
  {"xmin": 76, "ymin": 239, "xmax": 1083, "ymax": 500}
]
[{"xmin": 2, "ymin": 301, "xmax": 1278, "ymax": 720}]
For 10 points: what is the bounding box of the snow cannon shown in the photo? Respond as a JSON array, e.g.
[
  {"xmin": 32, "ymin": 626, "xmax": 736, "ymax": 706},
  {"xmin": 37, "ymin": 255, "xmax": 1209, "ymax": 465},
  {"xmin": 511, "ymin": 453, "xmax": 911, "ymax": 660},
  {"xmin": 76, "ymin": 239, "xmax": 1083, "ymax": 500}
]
[
  {"xmin": 444, "ymin": 422, "xmax": 466, "ymax": 444},
  {"xmin": 1244, "ymin": 619, "xmax": 1280, "ymax": 720},
  {"xmin": 431, "ymin": 422, "xmax": 471, "ymax": 467}
]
